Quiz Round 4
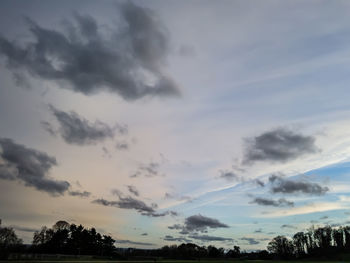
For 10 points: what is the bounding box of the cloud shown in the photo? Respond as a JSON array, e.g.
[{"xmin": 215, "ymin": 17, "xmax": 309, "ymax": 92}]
[
  {"xmin": 141, "ymin": 233, "xmax": 148, "ymax": 236},
  {"xmin": 0, "ymin": 2, "xmax": 180, "ymax": 100},
  {"xmin": 9, "ymin": 225, "xmax": 39, "ymax": 232},
  {"xmin": 269, "ymin": 174, "xmax": 329, "ymax": 195},
  {"xmin": 243, "ymin": 128, "xmax": 318, "ymax": 164},
  {"xmin": 47, "ymin": 105, "xmax": 126, "ymax": 145},
  {"xmin": 0, "ymin": 138, "xmax": 69, "ymax": 195},
  {"xmin": 115, "ymin": 239, "xmax": 154, "ymax": 246},
  {"xmin": 189, "ymin": 234, "xmax": 233, "ymax": 242},
  {"xmin": 184, "ymin": 214, "xmax": 229, "ymax": 232},
  {"xmin": 164, "ymin": 235, "xmax": 192, "ymax": 242},
  {"xmin": 168, "ymin": 224, "xmax": 183, "ymax": 230},
  {"xmin": 69, "ymin": 190, "xmax": 91, "ymax": 198},
  {"xmin": 249, "ymin": 197, "xmax": 294, "ymax": 207},
  {"xmin": 259, "ymin": 201, "xmax": 347, "ymax": 218},
  {"xmin": 92, "ymin": 194, "xmax": 176, "ymax": 217},
  {"xmin": 130, "ymin": 161, "xmax": 163, "ymax": 178},
  {"xmin": 281, "ymin": 224, "xmax": 297, "ymax": 229},
  {"xmin": 218, "ymin": 170, "xmax": 242, "ymax": 181},
  {"xmin": 127, "ymin": 185, "xmax": 139, "ymax": 196},
  {"xmin": 116, "ymin": 141, "xmax": 129, "ymax": 151},
  {"xmin": 240, "ymin": 237, "xmax": 260, "ymax": 245},
  {"xmin": 40, "ymin": 121, "xmax": 57, "ymax": 137}
]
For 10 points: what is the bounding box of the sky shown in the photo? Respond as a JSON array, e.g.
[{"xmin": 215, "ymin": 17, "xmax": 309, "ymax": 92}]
[{"xmin": 1, "ymin": 0, "xmax": 350, "ymax": 250}]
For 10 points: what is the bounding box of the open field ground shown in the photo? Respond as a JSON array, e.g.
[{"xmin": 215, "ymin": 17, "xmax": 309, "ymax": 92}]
[{"xmin": 1, "ymin": 261, "xmax": 349, "ymax": 263}]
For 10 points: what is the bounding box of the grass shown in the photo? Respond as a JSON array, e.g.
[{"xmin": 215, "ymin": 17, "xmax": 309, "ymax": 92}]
[{"xmin": 1, "ymin": 260, "xmax": 350, "ymax": 263}]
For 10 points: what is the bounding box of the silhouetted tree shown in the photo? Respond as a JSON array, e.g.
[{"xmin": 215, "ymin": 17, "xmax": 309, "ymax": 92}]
[
  {"xmin": 267, "ymin": 235, "xmax": 294, "ymax": 259},
  {"xmin": 0, "ymin": 220, "xmax": 23, "ymax": 259},
  {"xmin": 293, "ymin": 232, "xmax": 307, "ymax": 256}
]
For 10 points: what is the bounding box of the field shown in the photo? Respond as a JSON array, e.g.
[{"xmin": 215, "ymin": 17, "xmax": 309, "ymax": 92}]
[{"xmin": 0, "ymin": 260, "xmax": 349, "ymax": 263}]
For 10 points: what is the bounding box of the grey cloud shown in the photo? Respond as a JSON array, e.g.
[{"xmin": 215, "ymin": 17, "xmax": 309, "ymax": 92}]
[
  {"xmin": 320, "ymin": 216, "xmax": 329, "ymax": 220},
  {"xmin": 167, "ymin": 215, "xmax": 228, "ymax": 235},
  {"xmin": 255, "ymin": 179, "xmax": 265, "ymax": 187},
  {"xmin": 240, "ymin": 237, "xmax": 260, "ymax": 245},
  {"xmin": 41, "ymin": 121, "xmax": 57, "ymax": 137},
  {"xmin": 219, "ymin": 170, "xmax": 242, "ymax": 181},
  {"xmin": 0, "ymin": 138, "xmax": 69, "ymax": 195},
  {"xmin": 243, "ymin": 128, "xmax": 318, "ymax": 164},
  {"xmin": 254, "ymin": 229, "xmax": 263, "ymax": 233},
  {"xmin": 116, "ymin": 141, "xmax": 129, "ymax": 151},
  {"xmin": 189, "ymin": 234, "xmax": 233, "ymax": 242},
  {"xmin": 69, "ymin": 190, "xmax": 91, "ymax": 198},
  {"xmin": 281, "ymin": 224, "xmax": 297, "ymax": 229},
  {"xmin": 130, "ymin": 162, "xmax": 163, "ymax": 178},
  {"xmin": 168, "ymin": 224, "xmax": 183, "ymax": 230},
  {"xmin": 141, "ymin": 233, "xmax": 148, "ymax": 236},
  {"xmin": 127, "ymin": 185, "xmax": 139, "ymax": 196},
  {"xmin": 269, "ymin": 174, "xmax": 329, "ymax": 195},
  {"xmin": 92, "ymin": 195, "xmax": 175, "ymax": 217},
  {"xmin": 164, "ymin": 235, "xmax": 192, "ymax": 242},
  {"xmin": 164, "ymin": 192, "xmax": 174, "ymax": 199},
  {"xmin": 9, "ymin": 225, "xmax": 39, "ymax": 232},
  {"xmin": 250, "ymin": 197, "xmax": 294, "ymax": 207},
  {"xmin": 47, "ymin": 105, "xmax": 126, "ymax": 145},
  {"xmin": 184, "ymin": 214, "xmax": 229, "ymax": 232},
  {"xmin": 0, "ymin": 2, "xmax": 180, "ymax": 100},
  {"xmin": 115, "ymin": 239, "xmax": 154, "ymax": 246}
]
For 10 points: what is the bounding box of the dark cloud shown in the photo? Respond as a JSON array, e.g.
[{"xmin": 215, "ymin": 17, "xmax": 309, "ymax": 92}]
[
  {"xmin": 130, "ymin": 161, "xmax": 163, "ymax": 178},
  {"xmin": 268, "ymin": 174, "xmax": 329, "ymax": 195},
  {"xmin": 164, "ymin": 235, "xmax": 192, "ymax": 242},
  {"xmin": 219, "ymin": 170, "xmax": 242, "ymax": 181},
  {"xmin": 0, "ymin": 2, "xmax": 180, "ymax": 100},
  {"xmin": 255, "ymin": 179, "xmax": 265, "ymax": 187},
  {"xmin": 167, "ymin": 215, "xmax": 229, "ymax": 235},
  {"xmin": 320, "ymin": 215, "xmax": 329, "ymax": 220},
  {"xmin": 92, "ymin": 194, "xmax": 176, "ymax": 218},
  {"xmin": 243, "ymin": 128, "xmax": 318, "ymax": 164},
  {"xmin": 281, "ymin": 224, "xmax": 297, "ymax": 229},
  {"xmin": 69, "ymin": 190, "xmax": 91, "ymax": 198},
  {"xmin": 168, "ymin": 224, "xmax": 183, "ymax": 230},
  {"xmin": 116, "ymin": 141, "xmax": 129, "ymax": 151},
  {"xmin": 9, "ymin": 225, "xmax": 39, "ymax": 232},
  {"xmin": 127, "ymin": 185, "xmax": 139, "ymax": 196},
  {"xmin": 164, "ymin": 192, "xmax": 174, "ymax": 199},
  {"xmin": 164, "ymin": 192, "xmax": 193, "ymax": 203},
  {"xmin": 254, "ymin": 229, "xmax": 263, "ymax": 233},
  {"xmin": 240, "ymin": 237, "xmax": 260, "ymax": 245},
  {"xmin": 0, "ymin": 138, "xmax": 69, "ymax": 195},
  {"xmin": 115, "ymin": 239, "xmax": 154, "ymax": 246},
  {"xmin": 249, "ymin": 197, "xmax": 294, "ymax": 207},
  {"xmin": 40, "ymin": 121, "xmax": 57, "ymax": 137},
  {"xmin": 189, "ymin": 234, "xmax": 233, "ymax": 242},
  {"xmin": 141, "ymin": 233, "xmax": 148, "ymax": 236},
  {"xmin": 47, "ymin": 105, "xmax": 126, "ymax": 145},
  {"xmin": 184, "ymin": 214, "xmax": 229, "ymax": 232}
]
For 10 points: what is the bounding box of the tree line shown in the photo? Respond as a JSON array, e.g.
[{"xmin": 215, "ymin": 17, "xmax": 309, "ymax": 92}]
[
  {"xmin": 267, "ymin": 225, "xmax": 350, "ymax": 259},
  {"xmin": 2, "ymin": 219, "xmax": 350, "ymax": 260}
]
